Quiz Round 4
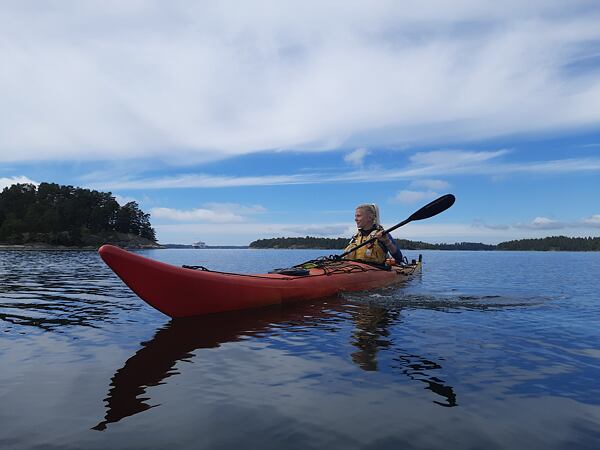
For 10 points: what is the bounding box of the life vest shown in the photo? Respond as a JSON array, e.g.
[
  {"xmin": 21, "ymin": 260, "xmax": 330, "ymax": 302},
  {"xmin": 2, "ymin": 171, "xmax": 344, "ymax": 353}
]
[{"xmin": 344, "ymin": 226, "xmax": 388, "ymax": 264}]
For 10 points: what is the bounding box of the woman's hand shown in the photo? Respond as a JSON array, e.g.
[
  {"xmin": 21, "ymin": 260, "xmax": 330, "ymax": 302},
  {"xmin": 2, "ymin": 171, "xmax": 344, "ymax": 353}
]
[{"xmin": 375, "ymin": 230, "xmax": 392, "ymax": 246}]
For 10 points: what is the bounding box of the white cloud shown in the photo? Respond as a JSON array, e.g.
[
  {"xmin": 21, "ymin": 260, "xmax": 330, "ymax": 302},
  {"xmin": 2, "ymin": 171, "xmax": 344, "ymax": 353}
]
[
  {"xmin": 155, "ymin": 222, "xmax": 355, "ymax": 245},
  {"xmin": 475, "ymin": 215, "xmax": 600, "ymax": 231},
  {"xmin": 0, "ymin": 176, "xmax": 39, "ymax": 190},
  {"xmin": 150, "ymin": 203, "xmax": 265, "ymax": 223},
  {"xmin": 1, "ymin": 2, "xmax": 600, "ymax": 162},
  {"xmin": 472, "ymin": 219, "xmax": 510, "ymax": 230},
  {"xmin": 114, "ymin": 194, "xmax": 138, "ymax": 206},
  {"xmin": 515, "ymin": 216, "xmax": 566, "ymax": 230},
  {"xmin": 408, "ymin": 149, "xmax": 510, "ymax": 168},
  {"xmin": 393, "ymin": 190, "xmax": 439, "ymax": 204},
  {"xmin": 204, "ymin": 203, "xmax": 266, "ymax": 214},
  {"xmin": 90, "ymin": 151, "xmax": 600, "ymax": 190},
  {"xmin": 152, "ymin": 207, "xmax": 243, "ymax": 223},
  {"xmin": 403, "ymin": 221, "xmax": 600, "ymax": 243},
  {"xmin": 280, "ymin": 225, "xmax": 350, "ymax": 237},
  {"xmin": 94, "ymin": 173, "xmax": 317, "ymax": 189},
  {"xmin": 583, "ymin": 214, "xmax": 600, "ymax": 227},
  {"xmin": 506, "ymin": 158, "xmax": 600, "ymax": 175},
  {"xmin": 154, "ymin": 218, "xmax": 600, "ymax": 246},
  {"xmin": 409, "ymin": 179, "xmax": 450, "ymax": 190},
  {"xmin": 532, "ymin": 217, "xmax": 561, "ymax": 228},
  {"xmin": 344, "ymin": 148, "xmax": 370, "ymax": 167}
]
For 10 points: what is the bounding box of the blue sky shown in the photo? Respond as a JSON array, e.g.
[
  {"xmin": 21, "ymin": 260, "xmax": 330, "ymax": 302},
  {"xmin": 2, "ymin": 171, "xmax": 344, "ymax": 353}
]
[{"xmin": 1, "ymin": 1, "xmax": 599, "ymax": 245}]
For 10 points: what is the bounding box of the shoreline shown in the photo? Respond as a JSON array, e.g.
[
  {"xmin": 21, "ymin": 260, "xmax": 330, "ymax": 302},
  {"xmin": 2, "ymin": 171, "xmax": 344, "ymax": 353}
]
[
  {"xmin": 0, "ymin": 244, "xmax": 162, "ymax": 251},
  {"xmin": 0, "ymin": 244, "xmax": 248, "ymax": 251}
]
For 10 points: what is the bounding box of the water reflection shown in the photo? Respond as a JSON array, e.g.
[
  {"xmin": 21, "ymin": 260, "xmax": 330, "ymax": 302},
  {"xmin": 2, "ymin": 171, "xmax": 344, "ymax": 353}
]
[
  {"xmin": 94, "ymin": 299, "xmax": 457, "ymax": 430},
  {"xmin": 351, "ymin": 305, "xmax": 398, "ymax": 370},
  {"xmin": 92, "ymin": 300, "xmax": 343, "ymax": 430},
  {"xmin": 393, "ymin": 354, "xmax": 457, "ymax": 407},
  {"xmin": 350, "ymin": 303, "xmax": 457, "ymax": 407}
]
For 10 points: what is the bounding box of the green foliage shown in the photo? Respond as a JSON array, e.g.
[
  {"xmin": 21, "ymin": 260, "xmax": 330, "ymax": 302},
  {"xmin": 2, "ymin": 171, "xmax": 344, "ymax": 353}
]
[
  {"xmin": 0, "ymin": 182, "xmax": 157, "ymax": 246},
  {"xmin": 395, "ymin": 239, "xmax": 496, "ymax": 250},
  {"xmin": 250, "ymin": 235, "xmax": 600, "ymax": 251},
  {"xmin": 114, "ymin": 201, "xmax": 156, "ymax": 241},
  {"xmin": 496, "ymin": 236, "xmax": 600, "ymax": 251},
  {"xmin": 250, "ymin": 236, "xmax": 349, "ymax": 249},
  {"xmin": 249, "ymin": 236, "xmax": 496, "ymax": 250}
]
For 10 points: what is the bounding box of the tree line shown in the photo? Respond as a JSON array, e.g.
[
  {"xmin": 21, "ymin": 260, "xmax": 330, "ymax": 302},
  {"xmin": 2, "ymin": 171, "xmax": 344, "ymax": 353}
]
[
  {"xmin": 250, "ymin": 237, "xmax": 349, "ymax": 249},
  {"xmin": 496, "ymin": 236, "xmax": 600, "ymax": 251},
  {"xmin": 249, "ymin": 236, "xmax": 496, "ymax": 250},
  {"xmin": 0, "ymin": 182, "xmax": 156, "ymax": 246},
  {"xmin": 250, "ymin": 235, "xmax": 600, "ymax": 251}
]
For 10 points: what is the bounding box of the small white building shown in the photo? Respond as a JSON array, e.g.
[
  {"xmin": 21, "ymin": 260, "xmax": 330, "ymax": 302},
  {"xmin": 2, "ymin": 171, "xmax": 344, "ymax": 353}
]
[{"xmin": 192, "ymin": 241, "xmax": 207, "ymax": 248}]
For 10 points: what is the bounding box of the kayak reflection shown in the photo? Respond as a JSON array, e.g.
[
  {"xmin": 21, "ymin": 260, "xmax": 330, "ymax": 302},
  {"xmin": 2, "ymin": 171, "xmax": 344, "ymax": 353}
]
[
  {"xmin": 92, "ymin": 299, "xmax": 345, "ymax": 431},
  {"xmin": 93, "ymin": 298, "xmax": 457, "ymax": 430}
]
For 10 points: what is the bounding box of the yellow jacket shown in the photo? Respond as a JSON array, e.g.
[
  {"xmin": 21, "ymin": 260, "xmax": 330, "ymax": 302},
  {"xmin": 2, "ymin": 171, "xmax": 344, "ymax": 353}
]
[{"xmin": 344, "ymin": 227, "xmax": 388, "ymax": 264}]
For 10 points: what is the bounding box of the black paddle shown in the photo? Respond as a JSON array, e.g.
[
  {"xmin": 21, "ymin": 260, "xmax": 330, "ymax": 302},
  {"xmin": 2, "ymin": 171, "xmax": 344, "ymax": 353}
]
[{"xmin": 339, "ymin": 194, "xmax": 456, "ymax": 259}]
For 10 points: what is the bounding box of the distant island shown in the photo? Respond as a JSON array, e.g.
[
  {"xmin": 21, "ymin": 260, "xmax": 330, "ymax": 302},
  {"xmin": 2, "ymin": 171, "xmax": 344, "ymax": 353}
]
[
  {"xmin": 162, "ymin": 244, "xmax": 249, "ymax": 249},
  {"xmin": 249, "ymin": 237, "xmax": 496, "ymax": 250},
  {"xmin": 495, "ymin": 236, "xmax": 600, "ymax": 251},
  {"xmin": 249, "ymin": 236, "xmax": 600, "ymax": 251},
  {"xmin": 0, "ymin": 182, "xmax": 159, "ymax": 248}
]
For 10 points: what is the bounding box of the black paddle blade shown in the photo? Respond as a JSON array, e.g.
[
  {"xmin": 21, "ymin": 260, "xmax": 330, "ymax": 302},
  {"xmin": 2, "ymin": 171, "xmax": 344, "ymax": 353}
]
[{"xmin": 408, "ymin": 194, "xmax": 455, "ymax": 222}]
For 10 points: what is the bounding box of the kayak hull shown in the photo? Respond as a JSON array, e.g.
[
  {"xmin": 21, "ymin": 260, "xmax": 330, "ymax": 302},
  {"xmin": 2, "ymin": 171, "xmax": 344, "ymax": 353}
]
[{"xmin": 99, "ymin": 244, "xmax": 421, "ymax": 318}]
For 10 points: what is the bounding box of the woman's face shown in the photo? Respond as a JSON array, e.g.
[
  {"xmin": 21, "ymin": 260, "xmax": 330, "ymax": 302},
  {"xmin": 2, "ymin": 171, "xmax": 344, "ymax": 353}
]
[{"xmin": 355, "ymin": 208, "xmax": 374, "ymax": 229}]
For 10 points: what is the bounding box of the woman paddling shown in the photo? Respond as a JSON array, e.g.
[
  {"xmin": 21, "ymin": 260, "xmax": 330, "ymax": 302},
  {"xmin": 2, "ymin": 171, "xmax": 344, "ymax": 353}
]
[{"xmin": 344, "ymin": 204, "xmax": 403, "ymax": 265}]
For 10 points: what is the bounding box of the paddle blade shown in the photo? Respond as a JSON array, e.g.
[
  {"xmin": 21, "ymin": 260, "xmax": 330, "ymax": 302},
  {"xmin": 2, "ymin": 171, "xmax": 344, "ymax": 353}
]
[{"xmin": 408, "ymin": 194, "xmax": 455, "ymax": 222}]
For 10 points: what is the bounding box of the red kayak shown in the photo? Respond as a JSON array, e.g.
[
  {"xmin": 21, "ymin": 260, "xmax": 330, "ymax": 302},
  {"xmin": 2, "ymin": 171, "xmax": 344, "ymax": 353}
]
[{"xmin": 99, "ymin": 244, "xmax": 422, "ymax": 318}]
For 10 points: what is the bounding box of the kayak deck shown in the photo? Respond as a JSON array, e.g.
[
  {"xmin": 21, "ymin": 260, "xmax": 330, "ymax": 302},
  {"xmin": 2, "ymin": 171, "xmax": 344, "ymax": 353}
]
[{"xmin": 99, "ymin": 244, "xmax": 421, "ymax": 318}]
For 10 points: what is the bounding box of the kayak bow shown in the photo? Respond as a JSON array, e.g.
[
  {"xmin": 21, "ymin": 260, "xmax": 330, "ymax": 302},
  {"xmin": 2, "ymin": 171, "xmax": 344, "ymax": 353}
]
[{"xmin": 99, "ymin": 244, "xmax": 421, "ymax": 318}]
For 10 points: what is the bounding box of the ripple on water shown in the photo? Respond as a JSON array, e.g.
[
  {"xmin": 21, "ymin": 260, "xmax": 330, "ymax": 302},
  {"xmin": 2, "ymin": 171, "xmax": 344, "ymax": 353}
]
[
  {"xmin": 342, "ymin": 287, "xmax": 554, "ymax": 312},
  {"xmin": 0, "ymin": 250, "xmax": 145, "ymax": 333}
]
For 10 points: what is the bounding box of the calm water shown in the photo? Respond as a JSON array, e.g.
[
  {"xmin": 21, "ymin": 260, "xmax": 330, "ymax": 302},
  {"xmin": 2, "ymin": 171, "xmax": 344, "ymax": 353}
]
[{"xmin": 1, "ymin": 249, "xmax": 599, "ymax": 449}]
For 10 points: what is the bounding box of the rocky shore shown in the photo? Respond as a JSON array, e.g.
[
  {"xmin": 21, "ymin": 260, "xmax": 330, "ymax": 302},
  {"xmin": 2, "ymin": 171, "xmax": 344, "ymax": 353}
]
[{"xmin": 0, "ymin": 232, "xmax": 162, "ymax": 250}]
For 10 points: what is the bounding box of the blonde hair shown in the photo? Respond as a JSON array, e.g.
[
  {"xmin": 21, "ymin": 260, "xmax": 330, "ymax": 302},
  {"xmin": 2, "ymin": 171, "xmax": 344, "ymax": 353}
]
[{"xmin": 356, "ymin": 203, "xmax": 380, "ymax": 226}]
